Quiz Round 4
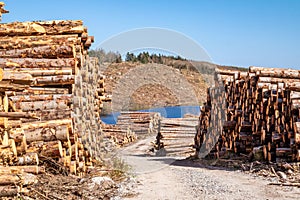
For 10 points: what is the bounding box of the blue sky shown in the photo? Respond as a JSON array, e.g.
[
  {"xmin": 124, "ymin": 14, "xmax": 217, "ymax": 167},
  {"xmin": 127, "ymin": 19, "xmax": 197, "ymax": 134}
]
[{"xmin": 2, "ymin": 0, "xmax": 300, "ymax": 69}]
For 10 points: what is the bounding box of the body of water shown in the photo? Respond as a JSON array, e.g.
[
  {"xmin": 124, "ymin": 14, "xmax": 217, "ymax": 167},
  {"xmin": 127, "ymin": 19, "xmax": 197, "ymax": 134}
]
[{"xmin": 101, "ymin": 105, "xmax": 201, "ymax": 124}]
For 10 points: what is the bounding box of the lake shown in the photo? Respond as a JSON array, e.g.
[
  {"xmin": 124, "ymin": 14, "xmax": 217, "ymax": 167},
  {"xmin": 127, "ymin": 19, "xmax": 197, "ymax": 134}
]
[{"xmin": 101, "ymin": 105, "xmax": 201, "ymax": 124}]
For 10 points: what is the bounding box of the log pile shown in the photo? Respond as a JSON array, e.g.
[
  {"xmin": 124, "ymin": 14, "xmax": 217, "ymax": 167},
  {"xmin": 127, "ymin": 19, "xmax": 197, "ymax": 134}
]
[
  {"xmin": 102, "ymin": 123, "xmax": 137, "ymax": 147},
  {"xmin": 0, "ymin": 19, "xmax": 108, "ymax": 188},
  {"xmin": 116, "ymin": 111, "xmax": 160, "ymax": 135},
  {"xmin": 195, "ymin": 66, "xmax": 300, "ymax": 162},
  {"xmin": 102, "ymin": 111, "xmax": 160, "ymax": 147},
  {"xmin": 157, "ymin": 117, "xmax": 198, "ymax": 156}
]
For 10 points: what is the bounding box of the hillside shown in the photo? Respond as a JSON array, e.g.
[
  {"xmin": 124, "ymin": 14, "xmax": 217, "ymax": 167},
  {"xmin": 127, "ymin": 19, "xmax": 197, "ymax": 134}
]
[{"xmin": 100, "ymin": 59, "xmax": 246, "ymax": 114}]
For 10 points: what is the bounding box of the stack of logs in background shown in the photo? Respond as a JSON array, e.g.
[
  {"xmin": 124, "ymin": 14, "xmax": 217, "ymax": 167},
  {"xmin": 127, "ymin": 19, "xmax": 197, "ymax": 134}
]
[
  {"xmin": 195, "ymin": 66, "xmax": 300, "ymax": 162},
  {"xmin": 102, "ymin": 111, "xmax": 160, "ymax": 147},
  {"xmin": 157, "ymin": 117, "xmax": 198, "ymax": 156},
  {"xmin": 0, "ymin": 18, "xmax": 111, "ymax": 195}
]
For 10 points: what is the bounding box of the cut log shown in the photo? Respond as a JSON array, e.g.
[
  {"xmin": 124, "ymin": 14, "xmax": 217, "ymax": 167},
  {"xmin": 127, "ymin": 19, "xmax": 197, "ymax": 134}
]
[
  {"xmin": 0, "ymin": 34, "xmax": 80, "ymax": 49},
  {"xmin": 2, "ymin": 71, "xmax": 33, "ymax": 84},
  {"xmin": 6, "ymin": 87, "xmax": 69, "ymax": 95},
  {"xmin": 0, "ymin": 112, "xmax": 37, "ymax": 119},
  {"xmin": 0, "ymin": 58, "xmax": 76, "ymax": 69},
  {"xmin": 0, "ymin": 174, "xmax": 22, "ymax": 185},
  {"xmin": 0, "ymin": 81, "xmax": 29, "ymax": 92},
  {"xmin": 9, "ymin": 94, "xmax": 72, "ymax": 103},
  {"xmin": 14, "ymin": 100, "xmax": 69, "ymax": 111},
  {"xmin": 6, "ymin": 68, "xmax": 73, "ymax": 76},
  {"xmin": 21, "ymin": 118, "xmax": 72, "ymax": 130},
  {"xmin": 10, "ymin": 124, "xmax": 70, "ymax": 143},
  {"xmin": 34, "ymin": 75, "xmax": 75, "ymax": 86},
  {"xmin": 15, "ymin": 153, "xmax": 39, "ymax": 165},
  {"xmin": 33, "ymin": 109, "xmax": 72, "ymax": 121},
  {"xmin": 0, "ymin": 45, "xmax": 76, "ymax": 59},
  {"xmin": 0, "ymin": 20, "xmax": 84, "ymax": 36},
  {"xmin": 27, "ymin": 141, "xmax": 63, "ymax": 158},
  {"xmin": 250, "ymin": 66, "xmax": 300, "ymax": 79}
]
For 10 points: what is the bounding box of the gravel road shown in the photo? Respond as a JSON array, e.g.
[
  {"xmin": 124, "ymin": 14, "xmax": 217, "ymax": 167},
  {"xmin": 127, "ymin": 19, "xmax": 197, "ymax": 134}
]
[{"xmin": 117, "ymin": 135, "xmax": 300, "ymax": 200}]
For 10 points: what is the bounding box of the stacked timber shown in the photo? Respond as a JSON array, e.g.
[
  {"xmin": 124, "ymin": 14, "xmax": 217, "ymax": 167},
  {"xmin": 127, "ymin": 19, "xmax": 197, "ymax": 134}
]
[
  {"xmin": 157, "ymin": 117, "xmax": 198, "ymax": 156},
  {"xmin": 0, "ymin": 19, "xmax": 106, "ymax": 182},
  {"xmin": 116, "ymin": 111, "xmax": 160, "ymax": 135},
  {"xmin": 102, "ymin": 123, "xmax": 137, "ymax": 147},
  {"xmin": 102, "ymin": 111, "xmax": 160, "ymax": 147},
  {"xmin": 195, "ymin": 66, "xmax": 300, "ymax": 162}
]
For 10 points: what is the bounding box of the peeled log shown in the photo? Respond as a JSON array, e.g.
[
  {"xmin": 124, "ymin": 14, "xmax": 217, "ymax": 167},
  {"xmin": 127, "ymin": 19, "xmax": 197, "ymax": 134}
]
[
  {"xmin": 0, "ymin": 20, "xmax": 84, "ymax": 36},
  {"xmin": 21, "ymin": 118, "xmax": 72, "ymax": 130},
  {"xmin": 250, "ymin": 66, "xmax": 300, "ymax": 79},
  {"xmin": 6, "ymin": 68, "xmax": 73, "ymax": 76},
  {"xmin": 258, "ymin": 76, "xmax": 299, "ymax": 84},
  {"xmin": 0, "ymin": 112, "xmax": 37, "ymax": 119},
  {"xmin": 6, "ymin": 87, "xmax": 69, "ymax": 96},
  {"xmin": 0, "ymin": 34, "xmax": 80, "ymax": 49},
  {"xmin": 2, "ymin": 71, "xmax": 33, "ymax": 84},
  {"xmin": 10, "ymin": 124, "xmax": 70, "ymax": 143},
  {"xmin": 0, "ymin": 166, "xmax": 44, "ymax": 175},
  {"xmin": 215, "ymin": 68, "xmax": 239, "ymax": 76},
  {"xmin": 0, "ymin": 58, "xmax": 76, "ymax": 69},
  {"xmin": 0, "ymin": 174, "xmax": 22, "ymax": 185},
  {"xmin": 33, "ymin": 109, "xmax": 72, "ymax": 121},
  {"xmin": 14, "ymin": 99, "xmax": 69, "ymax": 111},
  {"xmin": 9, "ymin": 94, "xmax": 72, "ymax": 103},
  {"xmin": 34, "ymin": 75, "xmax": 75, "ymax": 86},
  {"xmin": 0, "ymin": 45, "xmax": 76, "ymax": 59}
]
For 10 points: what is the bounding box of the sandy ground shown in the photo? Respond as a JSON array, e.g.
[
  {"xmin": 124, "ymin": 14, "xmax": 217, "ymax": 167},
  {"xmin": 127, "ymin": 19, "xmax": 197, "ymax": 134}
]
[{"xmin": 118, "ymin": 136, "xmax": 300, "ymax": 200}]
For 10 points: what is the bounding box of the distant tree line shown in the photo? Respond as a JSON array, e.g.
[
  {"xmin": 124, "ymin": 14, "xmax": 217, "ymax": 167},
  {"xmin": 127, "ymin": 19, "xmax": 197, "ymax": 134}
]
[
  {"xmin": 88, "ymin": 49, "xmax": 187, "ymax": 66},
  {"xmin": 88, "ymin": 49, "xmax": 203, "ymax": 73},
  {"xmin": 125, "ymin": 51, "xmax": 186, "ymax": 64},
  {"xmin": 89, "ymin": 48, "xmax": 122, "ymax": 63}
]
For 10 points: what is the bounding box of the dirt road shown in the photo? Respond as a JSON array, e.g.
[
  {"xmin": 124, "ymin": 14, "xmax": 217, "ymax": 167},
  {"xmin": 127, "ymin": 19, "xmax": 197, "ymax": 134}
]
[{"xmin": 118, "ymin": 136, "xmax": 300, "ymax": 200}]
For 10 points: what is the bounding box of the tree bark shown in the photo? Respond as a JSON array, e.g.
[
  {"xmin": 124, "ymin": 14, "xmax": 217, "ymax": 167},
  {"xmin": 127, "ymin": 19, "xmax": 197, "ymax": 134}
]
[
  {"xmin": 14, "ymin": 99, "xmax": 69, "ymax": 111},
  {"xmin": 0, "ymin": 34, "xmax": 80, "ymax": 49},
  {"xmin": 6, "ymin": 68, "xmax": 73, "ymax": 76},
  {"xmin": 0, "ymin": 166, "xmax": 44, "ymax": 175},
  {"xmin": 0, "ymin": 20, "xmax": 84, "ymax": 36},
  {"xmin": 9, "ymin": 94, "xmax": 72, "ymax": 103},
  {"xmin": 0, "ymin": 58, "xmax": 76, "ymax": 68},
  {"xmin": 34, "ymin": 75, "xmax": 74, "ymax": 86},
  {"xmin": 10, "ymin": 124, "xmax": 70, "ymax": 143},
  {"xmin": 0, "ymin": 45, "xmax": 76, "ymax": 59}
]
